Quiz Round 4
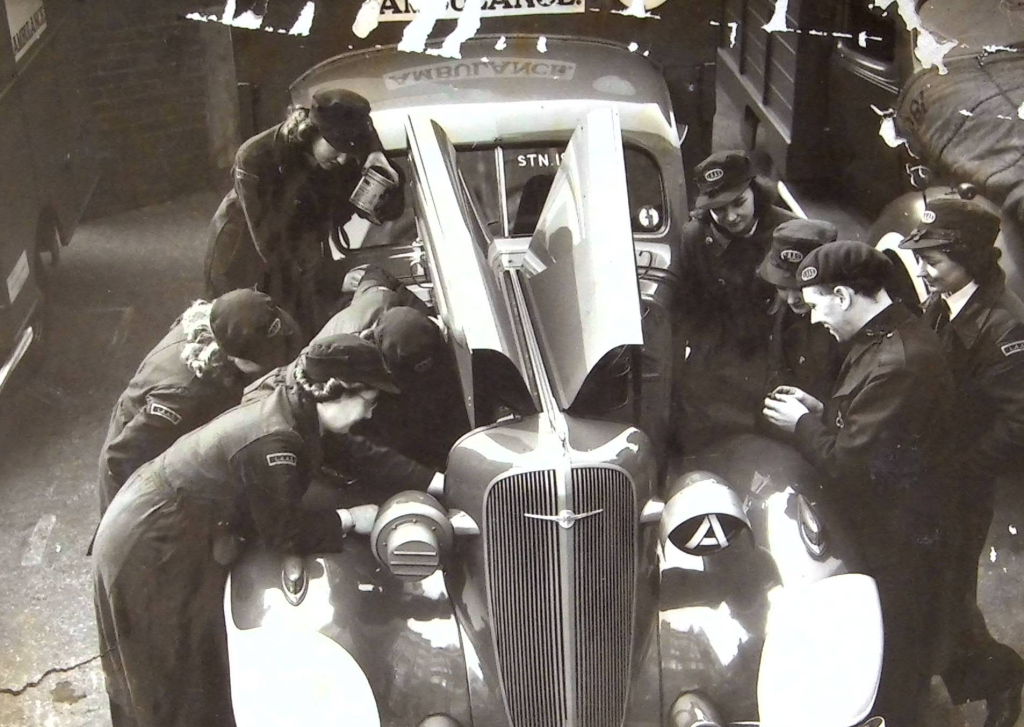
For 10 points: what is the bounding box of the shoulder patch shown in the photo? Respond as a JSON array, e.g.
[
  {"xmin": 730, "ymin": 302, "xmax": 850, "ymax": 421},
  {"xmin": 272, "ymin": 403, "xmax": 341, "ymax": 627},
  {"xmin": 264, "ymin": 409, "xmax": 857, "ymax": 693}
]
[
  {"xmin": 1001, "ymin": 340, "xmax": 1024, "ymax": 357},
  {"xmin": 147, "ymin": 402, "xmax": 182, "ymax": 425},
  {"xmin": 266, "ymin": 452, "xmax": 298, "ymax": 467}
]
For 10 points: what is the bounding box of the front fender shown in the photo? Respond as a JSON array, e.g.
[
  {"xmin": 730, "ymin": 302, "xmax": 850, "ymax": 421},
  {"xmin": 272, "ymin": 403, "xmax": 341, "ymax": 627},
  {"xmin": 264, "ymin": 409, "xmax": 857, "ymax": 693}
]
[
  {"xmin": 225, "ymin": 544, "xmax": 471, "ymax": 727},
  {"xmin": 656, "ymin": 434, "xmax": 882, "ymax": 725}
]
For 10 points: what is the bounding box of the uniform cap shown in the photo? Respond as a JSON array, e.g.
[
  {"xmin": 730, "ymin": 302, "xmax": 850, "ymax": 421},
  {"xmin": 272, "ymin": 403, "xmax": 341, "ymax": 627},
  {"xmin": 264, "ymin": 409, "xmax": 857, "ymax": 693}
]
[
  {"xmin": 899, "ymin": 196, "xmax": 1001, "ymax": 250},
  {"xmin": 758, "ymin": 219, "xmax": 839, "ymax": 287},
  {"xmin": 373, "ymin": 307, "xmax": 444, "ymax": 391},
  {"xmin": 796, "ymin": 240, "xmax": 892, "ymax": 288},
  {"xmin": 210, "ymin": 289, "xmax": 299, "ymax": 368},
  {"xmin": 309, "ymin": 88, "xmax": 375, "ymax": 153},
  {"xmin": 693, "ymin": 151, "xmax": 755, "ymax": 211},
  {"xmin": 300, "ymin": 333, "xmax": 400, "ymax": 394}
]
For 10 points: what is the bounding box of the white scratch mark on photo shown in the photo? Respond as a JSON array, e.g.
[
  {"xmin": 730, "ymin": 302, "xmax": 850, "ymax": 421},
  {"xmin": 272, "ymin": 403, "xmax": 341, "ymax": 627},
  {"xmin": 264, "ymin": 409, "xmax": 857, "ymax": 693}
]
[
  {"xmin": 762, "ymin": 0, "xmax": 790, "ymax": 32},
  {"xmin": 288, "ymin": 2, "xmax": 315, "ymax": 36},
  {"xmin": 614, "ymin": 0, "xmax": 660, "ymax": 20},
  {"xmin": 959, "ymin": 109, "xmax": 973, "ymax": 117},
  {"xmin": 728, "ymin": 21, "xmax": 739, "ymax": 48},
  {"xmin": 398, "ymin": 0, "xmax": 447, "ymax": 54},
  {"xmin": 428, "ymin": 0, "xmax": 483, "ymax": 59},
  {"xmin": 872, "ymin": 0, "xmax": 957, "ymax": 74},
  {"xmin": 21, "ymin": 514, "xmax": 56, "ymax": 566},
  {"xmin": 495, "ymin": 35, "xmax": 508, "ymax": 51},
  {"xmin": 990, "ymin": 546, "xmax": 998, "ymax": 563},
  {"xmin": 1009, "ymin": 524, "xmax": 1018, "ymax": 536},
  {"xmin": 628, "ymin": 41, "xmax": 639, "ymax": 52},
  {"xmin": 352, "ymin": 0, "xmax": 382, "ymax": 39},
  {"xmin": 537, "ymin": 36, "xmax": 548, "ymax": 53}
]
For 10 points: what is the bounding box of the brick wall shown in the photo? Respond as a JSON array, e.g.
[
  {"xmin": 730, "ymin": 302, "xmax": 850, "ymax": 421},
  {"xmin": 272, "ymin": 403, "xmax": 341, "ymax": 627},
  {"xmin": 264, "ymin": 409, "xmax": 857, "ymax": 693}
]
[{"xmin": 83, "ymin": 0, "xmax": 214, "ymax": 217}]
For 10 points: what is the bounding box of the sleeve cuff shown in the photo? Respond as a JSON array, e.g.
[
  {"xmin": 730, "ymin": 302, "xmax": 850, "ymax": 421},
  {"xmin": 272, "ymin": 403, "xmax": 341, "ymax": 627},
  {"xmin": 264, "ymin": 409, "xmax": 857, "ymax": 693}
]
[{"xmin": 336, "ymin": 508, "xmax": 354, "ymax": 535}]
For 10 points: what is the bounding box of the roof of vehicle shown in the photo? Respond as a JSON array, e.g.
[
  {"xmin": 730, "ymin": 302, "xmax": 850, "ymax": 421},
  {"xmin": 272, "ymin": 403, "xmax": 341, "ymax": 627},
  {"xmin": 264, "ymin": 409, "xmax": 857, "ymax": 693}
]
[{"xmin": 290, "ymin": 34, "xmax": 679, "ymax": 149}]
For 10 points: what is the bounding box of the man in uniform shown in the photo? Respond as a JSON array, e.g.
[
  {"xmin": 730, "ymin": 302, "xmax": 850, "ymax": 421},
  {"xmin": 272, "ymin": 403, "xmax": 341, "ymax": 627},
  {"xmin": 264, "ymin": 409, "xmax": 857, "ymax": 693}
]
[
  {"xmin": 899, "ymin": 195, "xmax": 1024, "ymax": 727},
  {"xmin": 757, "ymin": 218, "xmax": 844, "ymax": 405},
  {"xmin": 762, "ymin": 241, "xmax": 955, "ymax": 727},
  {"xmin": 97, "ymin": 289, "xmax": 302, "ymax": 516},
  {"xmin": 674, "ymin": 150, "xmax": 797, "ymax": 453}
]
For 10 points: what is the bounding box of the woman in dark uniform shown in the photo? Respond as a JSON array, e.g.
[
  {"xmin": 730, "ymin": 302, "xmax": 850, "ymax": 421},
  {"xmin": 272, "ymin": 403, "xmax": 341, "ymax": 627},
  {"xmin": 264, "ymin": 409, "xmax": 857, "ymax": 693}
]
[
  {"xmin": 93, "ymin": 333, "xmax": 395, "ymax": 727},
  {"xmin": 673, "ymin": 150, "xmax": 797, "ymax": 453},
  {"xmin": 899, "ymin": 195, "xmax": 1024, "ymax": 727},
  {"xmin": 97, "ymin": 289, "xmax": 301, "ymax": 516},
  {"xmin": 204, "ymin": 88, "xmax": 404, "ymax": 337}
]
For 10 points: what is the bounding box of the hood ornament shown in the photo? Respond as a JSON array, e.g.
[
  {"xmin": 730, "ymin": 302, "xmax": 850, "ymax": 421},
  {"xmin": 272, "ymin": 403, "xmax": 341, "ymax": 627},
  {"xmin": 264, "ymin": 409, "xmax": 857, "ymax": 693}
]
[{"xmin": 524, "ymin": 508, "xmax": 603, "ymax": 529}]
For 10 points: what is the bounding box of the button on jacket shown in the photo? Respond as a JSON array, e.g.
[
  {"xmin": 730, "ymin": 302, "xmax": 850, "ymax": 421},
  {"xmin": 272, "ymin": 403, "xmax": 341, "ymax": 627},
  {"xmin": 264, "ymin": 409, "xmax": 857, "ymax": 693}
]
[
  {"xmin": 93, "ymin": 385, "xmax": 350, "ymax": 727},
  {"xmin": 97, "ymin": 323, "xmax": 244, "ymax": 515}
]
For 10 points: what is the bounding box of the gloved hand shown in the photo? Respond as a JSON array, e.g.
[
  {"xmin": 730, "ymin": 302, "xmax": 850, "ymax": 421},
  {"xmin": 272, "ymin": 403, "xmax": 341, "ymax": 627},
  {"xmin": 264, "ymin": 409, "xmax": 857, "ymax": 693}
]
[{"xmin": 364, "ymin": 151, "xmax": 400, "ymax": 185}]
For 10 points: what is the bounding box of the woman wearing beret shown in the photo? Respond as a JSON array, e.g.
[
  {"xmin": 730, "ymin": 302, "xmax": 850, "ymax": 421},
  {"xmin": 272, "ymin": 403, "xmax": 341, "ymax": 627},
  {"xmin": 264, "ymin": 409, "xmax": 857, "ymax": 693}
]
[
  {"xmin": 673, "ymin": 150, "xmax": 797, "ymax": 453},
  {"xmin": 204, "ymin": 88, "xmax": 404, "ymax": 337},
  {"xmin": 96, "ymin": 289, "xmax": 302, "ymax": 517},
  {"xmin": 93, "ymin": 333, "xmax": 393, "ymax": 727}
]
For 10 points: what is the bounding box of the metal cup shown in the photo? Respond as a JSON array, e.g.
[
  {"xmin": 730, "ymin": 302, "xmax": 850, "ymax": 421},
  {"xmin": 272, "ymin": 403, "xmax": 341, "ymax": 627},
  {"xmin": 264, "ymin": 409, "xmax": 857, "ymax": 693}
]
[{"xmin": 349, "ymin": 166, "xmax": 398, "ymax": 224}]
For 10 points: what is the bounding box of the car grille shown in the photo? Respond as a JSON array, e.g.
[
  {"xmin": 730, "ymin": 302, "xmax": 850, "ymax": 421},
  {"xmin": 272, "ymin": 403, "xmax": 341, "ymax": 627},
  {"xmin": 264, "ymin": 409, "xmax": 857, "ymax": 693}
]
[{"xmin": 484, "ymin": 467, "xmax": 637, "ymax": 727}]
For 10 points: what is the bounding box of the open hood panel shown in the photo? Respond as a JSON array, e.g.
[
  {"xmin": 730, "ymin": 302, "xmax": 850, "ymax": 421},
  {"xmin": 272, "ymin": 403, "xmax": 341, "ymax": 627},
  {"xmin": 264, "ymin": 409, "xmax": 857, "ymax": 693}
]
[
  {"xmin": 405, "ymin": 114, "xmax": 532, "ymax": 425},
  {"xmin": 522, "ymin": 107, "xmax": 644, "ymax": 410}
]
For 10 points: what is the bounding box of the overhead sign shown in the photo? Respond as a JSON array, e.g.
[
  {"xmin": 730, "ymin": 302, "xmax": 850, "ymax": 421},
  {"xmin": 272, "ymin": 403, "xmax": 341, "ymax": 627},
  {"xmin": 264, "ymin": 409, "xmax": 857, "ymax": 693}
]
[
  {"xmin": 377, "ymin": 0, "xmax": 585, "ymax": 22},
  {"xmin": 5, "ymin": 0, "xmax": 46, "ymax": 62}
]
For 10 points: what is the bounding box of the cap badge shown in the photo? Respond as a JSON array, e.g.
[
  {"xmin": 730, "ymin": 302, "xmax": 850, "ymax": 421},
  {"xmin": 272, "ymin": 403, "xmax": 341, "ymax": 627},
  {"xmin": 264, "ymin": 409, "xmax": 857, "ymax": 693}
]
[
  {"xmin": 704, "ymin": 167, "xmax": 725, "ymax": 183},
  {"xmin": 780, "ymin": 249, "xmax": 804, "ymax": 263},
  {"xmin": 267, "ymin": 317, "xmax": 282, "ymax": 337},
  {"xmin": 800, "ymin": 266, "xmax": 818, "ymax": 282},
  {"xmin": 922, "ymin": 210, "xmax": 937, "ymax": 224}
]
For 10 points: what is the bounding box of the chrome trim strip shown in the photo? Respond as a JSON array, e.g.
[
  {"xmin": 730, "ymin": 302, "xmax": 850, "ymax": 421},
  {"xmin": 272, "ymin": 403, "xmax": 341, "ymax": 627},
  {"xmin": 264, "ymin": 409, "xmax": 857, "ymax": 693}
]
[{"xmin": 0, "ymin": 325, "xmax": 34, "ymax": 397}]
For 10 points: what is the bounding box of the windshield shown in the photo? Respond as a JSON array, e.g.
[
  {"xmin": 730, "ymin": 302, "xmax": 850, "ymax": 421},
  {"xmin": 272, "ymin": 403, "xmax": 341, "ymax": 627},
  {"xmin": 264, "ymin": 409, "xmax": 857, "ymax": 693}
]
[{"xmin": 340, "ymin": 142, "xmax": 666, "ymax": 249}]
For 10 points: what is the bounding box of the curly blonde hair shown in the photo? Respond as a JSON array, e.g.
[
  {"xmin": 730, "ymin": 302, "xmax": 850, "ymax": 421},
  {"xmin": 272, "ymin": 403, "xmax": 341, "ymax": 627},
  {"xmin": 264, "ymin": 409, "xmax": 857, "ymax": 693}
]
[
  {"xmin": 179, "ymin": 300, "xmax": 235, "ymax": 381},
  {"xmin": 292, "ymin": 356, "xmax": 367, "ymax": 402}
]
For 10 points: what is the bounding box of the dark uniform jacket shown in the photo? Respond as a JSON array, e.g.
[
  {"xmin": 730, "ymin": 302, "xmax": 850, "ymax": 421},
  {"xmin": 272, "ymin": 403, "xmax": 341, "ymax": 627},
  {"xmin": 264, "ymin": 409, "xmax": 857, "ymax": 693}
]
[
  {"xmin": 766, "ymin": 305, "xmax": 844, "ymax": 402},
  {"xmin": 204, "ymin": 122, "xmax": 404, "ymax": 336},
  {"xmin": 673, "ymin": 194, "xmax": 797, "ymax": 451},
  {"xmin": 152, "ymin": 385, "xmax": 348, "ymax": 552},
  {"xmin": 97, "ymin": 324, "xmax": 244, "ymax": 515},
  {"xmin": 793, "ymin": 302, "xmax": 955, "ymax": 550},
  {"xmin": 92, "ymin": 385, "xmax": 349, "ymax": 727},
  {"xmin": 792, "ymin": 302, "xmax": 955, "ymax": 727},
  {"xmin": 924, "ymin": 272, "xmax": 1024, "ymax": 482}
]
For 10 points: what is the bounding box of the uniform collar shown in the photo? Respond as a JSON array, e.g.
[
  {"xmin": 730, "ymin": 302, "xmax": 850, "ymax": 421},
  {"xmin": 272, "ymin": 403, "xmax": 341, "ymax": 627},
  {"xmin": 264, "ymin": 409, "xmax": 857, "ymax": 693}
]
[
  {"xmin": 852, "ymin": 302, "xmax": 912, "ymax": 344},
  {"xmin": 943, "ymin": 280, "xmax": 979, "ymax": 320},
  {"xmin": 706, "ymin": 217, "xmax": 760, "ymax": 253},
  {"xmin": 946, "ymin": 276, "xmax": 1006, "ymax": 349}
]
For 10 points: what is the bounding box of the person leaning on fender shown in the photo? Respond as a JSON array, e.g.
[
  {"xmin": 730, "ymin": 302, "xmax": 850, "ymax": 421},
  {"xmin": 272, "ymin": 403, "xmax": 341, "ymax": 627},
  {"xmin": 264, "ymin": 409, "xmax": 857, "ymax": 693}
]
[
  {"xmin": 899, "ymin": 196, "xmax": 1024, "ymax": 727},
  {"xmin": 761, "ymin": 241, "xmax": 956, "ymax": 727},
  {"xmin": 93, "ymin": 333, "xmax": 394, "ymax": 727},
  {"xmin": 97, "ymin": 289, "xmax": 302, "ymax": 517},
  {"xmin": 204, "ymin": 88, "xmax": 404, "ymax": 337},
  {"xmin": 757, "ymin": 218, "xmax": 844, "ymax": 405},
  {"xmin": 672, "ymin": 150, "xmax": 797, "ymax": 453}
]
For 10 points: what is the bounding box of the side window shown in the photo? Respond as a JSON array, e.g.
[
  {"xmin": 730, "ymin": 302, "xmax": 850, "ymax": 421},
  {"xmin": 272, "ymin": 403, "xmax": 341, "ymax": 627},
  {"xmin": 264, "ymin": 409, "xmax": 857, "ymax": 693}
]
[
  {"xmin": 5, "ymin": 0, "xmax": 47, "ymax": 64},
  {"xmin": 624, "ymin": 147, "xmax": 665, "ymax": 234}
]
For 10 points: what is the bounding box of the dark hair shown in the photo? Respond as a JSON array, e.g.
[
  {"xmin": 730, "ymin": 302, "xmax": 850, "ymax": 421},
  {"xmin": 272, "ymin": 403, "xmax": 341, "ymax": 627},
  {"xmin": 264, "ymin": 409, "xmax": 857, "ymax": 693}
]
[
  {"xmin": 940, "ymin": 243, "xmax": 1003, "ymax": 285},
  {"xmin": 815, "ymin": 278, "xmax": 887, "ymax": 297}
]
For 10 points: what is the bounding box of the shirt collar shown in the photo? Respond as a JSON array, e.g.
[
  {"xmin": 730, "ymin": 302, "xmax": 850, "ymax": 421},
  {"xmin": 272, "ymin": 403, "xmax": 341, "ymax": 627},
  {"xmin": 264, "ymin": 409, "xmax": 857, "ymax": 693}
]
[{"xmin": 942, "ymin": 280, "xmax": 979, "ymax": 320}]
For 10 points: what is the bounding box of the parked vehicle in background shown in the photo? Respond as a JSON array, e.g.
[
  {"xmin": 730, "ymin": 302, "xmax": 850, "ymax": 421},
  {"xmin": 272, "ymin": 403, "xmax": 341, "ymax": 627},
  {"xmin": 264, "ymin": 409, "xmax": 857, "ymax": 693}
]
[
  {"xmin": 222, "ymin": 37, "xmax": 886, "ymax": 727},
  {"xmin": 0, "ymin": 0, "xmax": 98, "ymax": 396}
]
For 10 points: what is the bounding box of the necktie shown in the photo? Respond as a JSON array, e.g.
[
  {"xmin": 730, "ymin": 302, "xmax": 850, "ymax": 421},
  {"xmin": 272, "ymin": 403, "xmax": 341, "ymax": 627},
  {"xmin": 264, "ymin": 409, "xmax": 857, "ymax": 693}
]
[{"xmin": 933, "ymin": 297, "xmax": 951, "ymax": 332}]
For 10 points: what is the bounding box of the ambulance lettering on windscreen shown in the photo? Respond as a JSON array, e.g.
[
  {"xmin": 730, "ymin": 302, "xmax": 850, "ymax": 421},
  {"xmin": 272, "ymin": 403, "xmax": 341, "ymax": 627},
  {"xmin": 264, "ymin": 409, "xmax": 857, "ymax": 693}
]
[{"xmin": 6, "ymin": 0, "xmax": 47, "ymax": 62}]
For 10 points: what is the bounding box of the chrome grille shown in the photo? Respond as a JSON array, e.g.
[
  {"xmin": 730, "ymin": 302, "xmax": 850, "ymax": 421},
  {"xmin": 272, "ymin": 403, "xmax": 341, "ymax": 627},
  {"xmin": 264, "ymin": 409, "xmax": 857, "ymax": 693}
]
[
  {"xmin": 573, "ymin": 467, "xmax": 636, "ymax": 727},
  {"xmin": 484, "ymin": 467, "xmax": 637, "ymax": 727}
]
